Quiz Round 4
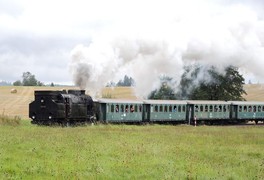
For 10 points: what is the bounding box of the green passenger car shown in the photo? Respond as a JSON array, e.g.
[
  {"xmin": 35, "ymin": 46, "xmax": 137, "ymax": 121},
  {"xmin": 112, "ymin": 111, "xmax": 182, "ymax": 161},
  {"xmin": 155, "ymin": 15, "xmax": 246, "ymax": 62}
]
[
  {"xmin": 187, "ymin": 101, "xmax": 230, "ymax": 122},
  {"xmin": 143, "ymin": 100, "xmax": 187, "ymax": 122},
  {"xmin": 96, "ymin": 99, "xmax": 143, "ymax": 123},
  {"xmin": 230, "ymin": 101, "xmax": 264, "ymax": 123}
]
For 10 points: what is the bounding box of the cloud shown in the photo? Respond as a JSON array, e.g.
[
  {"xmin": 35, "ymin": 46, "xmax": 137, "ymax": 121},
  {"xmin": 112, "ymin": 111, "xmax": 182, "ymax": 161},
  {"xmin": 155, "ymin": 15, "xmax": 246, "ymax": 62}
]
[
  {"xmin": 69, "ymin": 0, "xmax": 264, "ymax": 97},
  {"xmin": 0, "ymin": 0, "xmax": 264, "ymax": 89}
]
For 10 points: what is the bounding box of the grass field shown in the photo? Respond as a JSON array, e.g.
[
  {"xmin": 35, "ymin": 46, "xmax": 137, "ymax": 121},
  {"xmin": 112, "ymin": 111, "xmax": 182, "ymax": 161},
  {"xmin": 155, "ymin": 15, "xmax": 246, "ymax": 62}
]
[
  {"xmin": 0, "ymin": 121, "xmax": 263, "ymax": 179},
  {"xmin": 0, "ymin": 86, "xmax": 263, "ymax": 179}
]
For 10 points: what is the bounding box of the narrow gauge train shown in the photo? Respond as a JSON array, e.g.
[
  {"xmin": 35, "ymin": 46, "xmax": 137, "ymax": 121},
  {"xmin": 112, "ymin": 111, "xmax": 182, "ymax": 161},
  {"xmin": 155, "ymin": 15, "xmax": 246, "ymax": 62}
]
[{"xmin": 29, "ymin": 90, "xmax": 264, "ymax": 125}]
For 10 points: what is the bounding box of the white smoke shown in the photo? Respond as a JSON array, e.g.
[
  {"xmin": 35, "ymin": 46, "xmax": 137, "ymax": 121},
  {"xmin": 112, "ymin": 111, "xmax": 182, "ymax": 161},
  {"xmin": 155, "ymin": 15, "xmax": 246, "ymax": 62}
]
[{"xmin": 69, "ymin": 2, "xmax": 264, "ymax": 98}]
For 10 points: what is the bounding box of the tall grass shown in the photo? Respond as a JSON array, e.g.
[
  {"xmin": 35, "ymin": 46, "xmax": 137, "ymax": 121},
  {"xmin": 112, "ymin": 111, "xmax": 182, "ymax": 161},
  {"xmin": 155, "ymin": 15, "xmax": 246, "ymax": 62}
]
[
  {"xmin": 0, "ymin": 110, "xmax": 21, "ymax": 126},
  {"xmin": 102, "ymin": 92, "xmax": 114, "ymax": 99},
  {"xmin": 0, "ymin": 123, "xmax": 263, "ymax": 179}
]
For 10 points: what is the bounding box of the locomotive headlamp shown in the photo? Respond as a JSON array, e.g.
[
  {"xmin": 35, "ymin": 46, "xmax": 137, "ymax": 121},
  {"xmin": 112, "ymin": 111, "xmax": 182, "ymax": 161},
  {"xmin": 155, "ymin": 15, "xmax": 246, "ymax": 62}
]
[
  {"xmin": 32, "ymin": 116, "xmax": 35, "ymax": 119},
  {"xmin": 49, "ymin": 116, "xmax": 52, "ymax": 119}
]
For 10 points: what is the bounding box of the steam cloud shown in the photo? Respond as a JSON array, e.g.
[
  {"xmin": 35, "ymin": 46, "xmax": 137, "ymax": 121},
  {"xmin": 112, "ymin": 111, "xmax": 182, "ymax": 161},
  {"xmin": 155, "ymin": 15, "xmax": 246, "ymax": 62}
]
[{"xmin": 70, "ymin": 3, "xmax": 264, "ymax": 98}]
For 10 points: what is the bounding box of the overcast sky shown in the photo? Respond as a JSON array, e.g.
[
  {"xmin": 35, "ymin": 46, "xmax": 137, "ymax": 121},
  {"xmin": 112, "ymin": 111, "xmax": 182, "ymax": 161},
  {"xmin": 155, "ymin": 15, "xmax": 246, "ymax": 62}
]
[{"xmin": 1, "ymin": 0, "xmax": 264, "ymax": 85}]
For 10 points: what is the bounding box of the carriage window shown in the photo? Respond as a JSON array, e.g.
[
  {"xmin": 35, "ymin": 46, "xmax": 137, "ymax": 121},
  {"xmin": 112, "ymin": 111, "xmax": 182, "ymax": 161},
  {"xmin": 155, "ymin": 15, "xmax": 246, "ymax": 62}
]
[
  {"xmin": 139, "ymin": 105, "xmax": 142, "ymax": 112},
  {"xmin": 209, "ymin": 105, "xmax": 213, "ymax": 112},
  {"xmin": 195, "ymin": 105, "xmax": 199, "ymax": 112},
  {"xmin": 223, "ymin": 105, "xmax": 226, "ymax": 112},
  {"xmin": 244, "ymin": 106, "xmax": 247, "ymax": 112},
  {"xmin": 135, "ymin": 105, "xmax": 138, "ymax": 112},
  {"xmin": 248, "ymin": 106, "xmax": 252, "ymax": 112},
  {"xmin": 169, "ymin": 105, "xmax": 172, "ymax": 112},
  {"xmin": 111, "ymin": 104, "xmax": 115, "ymax": 113},
  {"xmin": 183, "ymin": 105, "xmax": 186, "ymax": 112},
  {"xmin": 178, "ymin": 106, "xmax": 181, "ymax": 112},
  {"xmin": 262, "ymin": 106, "xmax": 264, "ymax": 112},
  {"xmin": 253, "ymin": 106, "xmax": 256, "ymax": 112},
  {"xmin": 239, "ymin": 106, "xmax": 242, "ymax": 112},
  {"xmin": 164, "ymin": 106, "xmax": 168, "ymax": 112},
  {"xmin": 125, "ymin": 105, "xmax": 129, "ymax": 112},
  {"xmin": 200, "ymin": 105, "xmax": 204, "ymax": 112},
  {"xmin": 214, "ymin": 105, "xmax": 218, "ymax": 112},
  {"xmin": 130, "ymin": 105, "xmax": 134, "ymax": 113},
  {"xmin": 205, "ymin": 105, "xmax": 208, "ymax": 112},
  {"xmin": 115, "ymin": 105, "xmax": 119, "ymax": 112},
  {"xmin": 219, "ymin": 105, "xmax": 222, "ymax": 112},
  {"xmin": 154, "ymin": 105, "xmax": 158, "ymax": 112},
  {"xmin": 173, "ymin": 106, "xmax": 177, "ymax": 112},
  {"xmin": 121, "ymin": 105, "xmax": 124, "ymax": 112},
  {"xmin": 159, "ymin": 105, "xmax": 163, "ymax": 112}
]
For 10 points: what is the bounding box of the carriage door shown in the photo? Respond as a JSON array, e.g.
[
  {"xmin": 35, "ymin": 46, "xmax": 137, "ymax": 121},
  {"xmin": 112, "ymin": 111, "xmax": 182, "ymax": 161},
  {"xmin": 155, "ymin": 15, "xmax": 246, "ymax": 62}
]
[
  {"xmin": 143, "ymin": 104, "xmax": 150, "ymax": 122},
  {"xmin": 187, "ymin": 104, "xmax": 193, "ymax": 125},
  {"xmin": 230, "ymin": 104, "xmax": 237, "ymax": 119}
]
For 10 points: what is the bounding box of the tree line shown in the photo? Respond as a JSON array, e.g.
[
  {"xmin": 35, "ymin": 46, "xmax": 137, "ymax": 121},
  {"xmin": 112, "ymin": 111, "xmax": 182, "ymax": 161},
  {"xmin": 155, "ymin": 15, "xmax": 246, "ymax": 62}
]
[
  {"xmin": 13, "ymin": 72, "xmax": 44, "ymax": 86},
  {"xmin": 11, "ymin": 65, "xmax": 247, "ymax": 101},
  {"xmin": 106, "ymin": 75, "xmax": 135, "ymax": 87}
]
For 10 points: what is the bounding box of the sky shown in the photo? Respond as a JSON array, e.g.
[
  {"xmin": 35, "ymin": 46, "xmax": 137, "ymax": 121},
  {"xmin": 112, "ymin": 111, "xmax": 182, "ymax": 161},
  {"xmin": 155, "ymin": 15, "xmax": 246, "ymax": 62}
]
[{"xmin": 0, "ymin": 0, "xmax": 264, "ymax": 94}]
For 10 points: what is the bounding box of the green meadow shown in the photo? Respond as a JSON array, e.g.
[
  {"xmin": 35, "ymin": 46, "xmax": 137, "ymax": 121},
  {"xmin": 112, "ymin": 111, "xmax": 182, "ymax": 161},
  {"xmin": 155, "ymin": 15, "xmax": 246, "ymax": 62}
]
[{"xmin": 0, "ymin": 120, "xmax": 263, "ymax": 179}]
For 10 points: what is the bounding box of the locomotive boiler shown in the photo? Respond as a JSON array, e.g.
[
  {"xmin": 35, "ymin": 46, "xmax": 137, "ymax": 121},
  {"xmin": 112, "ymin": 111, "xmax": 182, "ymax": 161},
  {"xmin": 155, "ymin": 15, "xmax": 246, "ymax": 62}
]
[{"xmin": 29, "ymin": 90, "xmax": 94, "ymax": 125}]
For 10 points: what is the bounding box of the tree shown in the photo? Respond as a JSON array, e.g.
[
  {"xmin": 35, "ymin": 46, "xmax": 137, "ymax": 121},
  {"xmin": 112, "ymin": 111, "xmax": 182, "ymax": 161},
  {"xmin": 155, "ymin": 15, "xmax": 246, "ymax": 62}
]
[
  {"xmin": 13, "ymin": 80, "xmax": 22, "ymax": 86},
  {"xmin": 148, "ymin": 76, "xmax": 177, "ymax": 100},
  {"xmin": 178, "ymin": 65, "xmax": 247, "ymax": 101},
  {"xmin": 22, "ymin": 72, "xmax": 38, "ymax": 86},
  {"xmin": 13, "ymin": 72, "xmax": 44, "ymax": 86},
  {"xmin": 116, "ymin": 75, "xmax": 135, "ymax": 87},
  {"xmin": 37, "ymin": 81, "xmax": 44, "ymax": 86}
]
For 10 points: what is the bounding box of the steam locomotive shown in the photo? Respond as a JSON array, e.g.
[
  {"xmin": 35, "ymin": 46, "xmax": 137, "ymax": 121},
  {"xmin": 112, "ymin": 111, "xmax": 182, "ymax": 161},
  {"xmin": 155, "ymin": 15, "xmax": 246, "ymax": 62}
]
[
  {"xmin": 29, "ymin": 90, "xmax": 264, "ymax": 125},
  {"xmin": 29, "ymin": 90, "xmax": 94, "ymax": 125}
]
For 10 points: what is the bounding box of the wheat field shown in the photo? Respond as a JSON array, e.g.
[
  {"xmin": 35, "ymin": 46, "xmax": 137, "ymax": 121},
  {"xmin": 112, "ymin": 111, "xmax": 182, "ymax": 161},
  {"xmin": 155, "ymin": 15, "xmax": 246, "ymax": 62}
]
[{"xmin": 0, "ymin": 84, "xmax": 263, "ymax": 119}]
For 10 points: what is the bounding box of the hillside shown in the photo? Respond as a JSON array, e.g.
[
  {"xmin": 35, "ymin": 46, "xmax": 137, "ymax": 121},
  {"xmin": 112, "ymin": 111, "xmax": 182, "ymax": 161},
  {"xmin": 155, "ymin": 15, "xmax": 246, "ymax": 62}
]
[
  {"xmin": 243, "ymin": 84, "xmax": 264, "ymax": 101},
  {"xmin": 0, "ymin": 84, "xmax": 263, "ymax": 119}
]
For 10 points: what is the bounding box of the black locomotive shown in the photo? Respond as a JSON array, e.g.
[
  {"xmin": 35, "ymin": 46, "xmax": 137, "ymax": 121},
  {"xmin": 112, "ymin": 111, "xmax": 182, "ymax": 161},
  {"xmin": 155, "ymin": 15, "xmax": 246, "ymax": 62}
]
[{"xmin": 29, "ymin": 90, "xmax": 94, "ymax": 125}]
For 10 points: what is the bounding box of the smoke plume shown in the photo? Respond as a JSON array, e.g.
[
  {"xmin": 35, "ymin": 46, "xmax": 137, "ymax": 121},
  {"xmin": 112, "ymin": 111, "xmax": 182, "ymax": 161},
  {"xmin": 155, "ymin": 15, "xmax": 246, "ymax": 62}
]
[{"xmin": 70, "ymin": 2, "xmax": 264, "ymax": 98}]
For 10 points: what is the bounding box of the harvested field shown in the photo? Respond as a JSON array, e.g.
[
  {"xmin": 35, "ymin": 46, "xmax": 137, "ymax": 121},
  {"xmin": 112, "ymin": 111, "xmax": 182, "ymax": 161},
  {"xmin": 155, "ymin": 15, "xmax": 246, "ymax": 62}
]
[{"xmin": 243, "ymin": 84, "xmax": 264, "ymax": 101}]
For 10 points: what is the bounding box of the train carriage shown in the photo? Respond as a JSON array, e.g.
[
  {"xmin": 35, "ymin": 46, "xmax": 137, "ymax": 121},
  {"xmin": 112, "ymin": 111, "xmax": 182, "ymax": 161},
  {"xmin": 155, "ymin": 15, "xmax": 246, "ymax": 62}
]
[
  {"xmin": 96, "ymin": 99, "xmax": 143, "ymax": 123},
  {"xmin": 143, "ymin": 100, "xmax": 187, "ymax": 122},
  {"xmin": 230, "ymin": 101, "xmax": 264, "ymax": 124},
  {"xmin": 187, "ymin": 101, "xmax": 231, "ymax": 124}
]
